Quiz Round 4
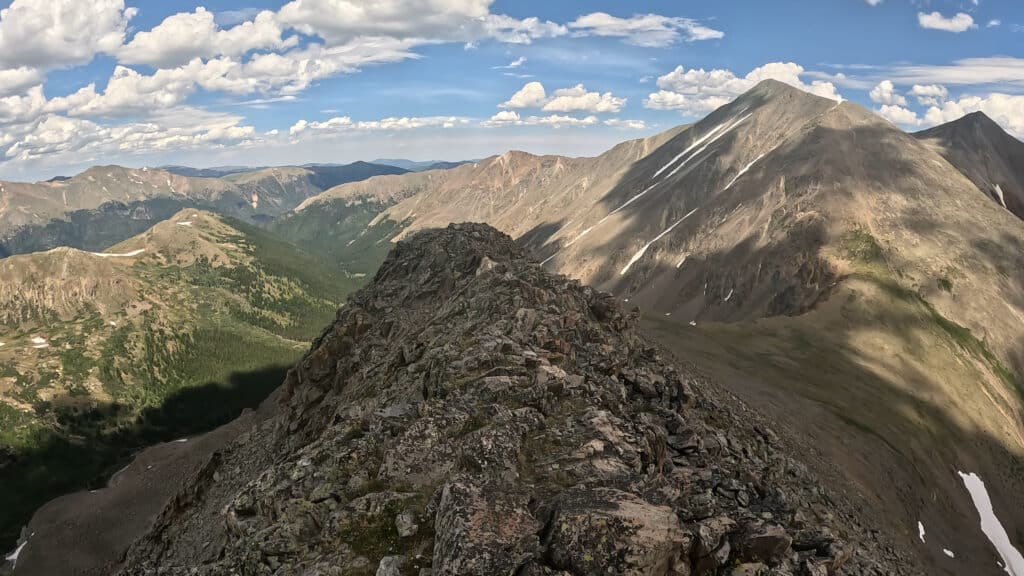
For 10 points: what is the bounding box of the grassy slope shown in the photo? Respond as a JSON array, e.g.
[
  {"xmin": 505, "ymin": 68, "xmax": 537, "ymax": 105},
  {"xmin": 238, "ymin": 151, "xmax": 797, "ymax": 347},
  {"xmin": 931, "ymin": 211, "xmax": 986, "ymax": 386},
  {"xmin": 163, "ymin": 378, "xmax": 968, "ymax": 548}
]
[
  {"xmin": 0, "ymin": 215, "xmax": 366, "ymax": 548},
  {"xmin": 266, "ymin": 199, "xmax": 402, "ymax": 276}
]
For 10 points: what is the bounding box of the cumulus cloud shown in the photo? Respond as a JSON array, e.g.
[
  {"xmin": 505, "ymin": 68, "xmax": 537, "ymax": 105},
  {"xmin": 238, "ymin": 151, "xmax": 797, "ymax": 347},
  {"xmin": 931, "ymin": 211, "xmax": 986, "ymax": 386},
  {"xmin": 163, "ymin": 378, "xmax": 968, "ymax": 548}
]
[
  {"xmin": 498, "ymin": 82, "xmax": 625, "ymax": 113},
  {"xmin": 275, "ymin": 0, "xmax": 564, "ymax": 46},
  {"xmin": 877, "ymin": 104, "xmax": 921, "ymax": 126},
  {"xmin": 567, "ymin": 12, "xmax": 723, "ymax": 47},
  {"xmin": 918, "ymin": 11, "xmax": 976, "ymax": 33},
  {"xmin": 0, "ymin": 67, "xmax": 43, "ymax": 97},
  {"xmin": 909, "ymin": 84, "xmax": 949, "ymax": 106},
  {"xmin": 542, "ymin": 84, "xmax": 625, "ymax": 113},
  {"xmin": 869, "ymin": 81, "xmax": 907, "ymax": 106},
  {"xmin": 118, "ymin": 7, "xmax": 297, "ymax": 68},
  {"xmin": 481, "ymin": 110, "xmax": 522, "ymax": 127},
  {"xmin": 499, "ymin": 82, "xmax": 548, "ymax": 109},
  {"xmin": 645, "ymin": 62, "xmax": 841, "ymax": 115},
  {"xmin": 3, "ymin": 107, "xmax": 257, "ymax": 165},
  {"xmin": 0, "ymin": 0, "xmax": 136, "ymax": 70}
]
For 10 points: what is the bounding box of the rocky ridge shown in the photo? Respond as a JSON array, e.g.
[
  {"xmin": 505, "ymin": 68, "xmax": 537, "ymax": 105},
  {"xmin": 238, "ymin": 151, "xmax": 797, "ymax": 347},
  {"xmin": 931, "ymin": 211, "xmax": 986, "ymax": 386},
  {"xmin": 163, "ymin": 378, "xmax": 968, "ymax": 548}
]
[{"xmin": 104, "ymin": 223, "xmax": 911, "ymax": 576}]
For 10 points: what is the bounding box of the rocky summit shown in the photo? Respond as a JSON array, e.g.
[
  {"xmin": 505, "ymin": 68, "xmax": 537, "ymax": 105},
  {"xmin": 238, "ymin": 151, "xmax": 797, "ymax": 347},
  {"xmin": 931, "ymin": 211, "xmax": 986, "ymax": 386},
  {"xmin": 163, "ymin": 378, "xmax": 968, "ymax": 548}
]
[{"xmin": 65, "ymin": 222, "xmax": 912, "ymax": 576}]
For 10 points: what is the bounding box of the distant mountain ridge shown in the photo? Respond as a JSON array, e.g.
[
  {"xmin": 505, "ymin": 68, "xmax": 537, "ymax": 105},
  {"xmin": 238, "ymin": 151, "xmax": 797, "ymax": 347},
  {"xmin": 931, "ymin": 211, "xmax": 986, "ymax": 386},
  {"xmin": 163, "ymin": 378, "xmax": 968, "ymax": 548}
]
[
  {"xmin": 0, "ymin": 162, "xmax": 406, "ymax": 258},
  {"xmin": 371, "ymin": 157, "xmax": 476, "ymax": 171}
]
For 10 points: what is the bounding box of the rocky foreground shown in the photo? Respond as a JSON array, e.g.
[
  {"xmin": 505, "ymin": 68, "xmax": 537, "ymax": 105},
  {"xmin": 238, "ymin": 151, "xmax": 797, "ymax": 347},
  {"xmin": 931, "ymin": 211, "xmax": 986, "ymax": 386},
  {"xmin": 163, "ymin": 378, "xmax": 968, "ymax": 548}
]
[{"xmin": 26, "ymin": 223, "xmax": 914, "ymax": 575}]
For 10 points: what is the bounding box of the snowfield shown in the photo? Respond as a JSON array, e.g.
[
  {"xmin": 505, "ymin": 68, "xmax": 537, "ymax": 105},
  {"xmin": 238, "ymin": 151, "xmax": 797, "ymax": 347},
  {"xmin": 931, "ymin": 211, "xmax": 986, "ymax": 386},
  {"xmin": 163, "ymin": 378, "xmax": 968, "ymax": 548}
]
[
  {"xmin": 958, "ymin": 471, "xmax": 1024, "ymax": 575},
  {"xmin": 90, "ymin": 248, "xmax": 146, "ymax": 258}
]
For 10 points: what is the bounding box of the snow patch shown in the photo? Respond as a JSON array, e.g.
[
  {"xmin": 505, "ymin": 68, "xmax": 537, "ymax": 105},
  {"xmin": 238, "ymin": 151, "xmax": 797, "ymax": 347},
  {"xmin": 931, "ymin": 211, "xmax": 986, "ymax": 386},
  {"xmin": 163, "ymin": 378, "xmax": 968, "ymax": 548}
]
[
  {"xmin": 958, "ymin": 470, "xmax": 1024, "ymax": 575},
  {"xmin": 722, "ymin": 152, "xmax": 767, "ymax": 192},
  {"xmin": 663, "ymin": 113, "xmax": 753, "ymax": 181},
  {"xmin": 688, "ymin": 321, "xmax": 697, "ymax": 327},
  {"xmin": 994, "ymin": 185, "xmax": 1007, "ymax": 209},
  {"xmin": 723, "ymin": 289, "xmax": 734, "ymax": 302},
  {"xmin": 943, "ymin": 549, "xmax": 956, "ymax": 558},
  {"xmin": 664, "ymin": 312, "xmax": 671, "ymax": 316},
  {"xmin": 177, "ymin": 221, "xmax": 193, "ymax": 227},
  {"xmin": 4, "ymin": 540, "xmax": 27, "ymax": 568},
  {"xmin": 30, "ymin": 336, "xmax": 49, "ymax": 349},
  {"xmin": 652, "ymin": 122, "xmax": 728, "ymax": 179},
  {"xmin": 109, "ymin": 321, "xmax": 117, "ymax": 327},
  {"xmin": 90, "ymin": 248, "xmax": 146, "ymax": 258},
  {"xmin": 918, "ymin": 521, "xmax": 926, "ymax": 543},
  {"xmin": 676, "ymin": 254, "xmax": 688, "ymax": 268},
  {"xmin": 173, "ymin": 438, "xmax": 188, "ymax": 443},
  {"xmin": 620, "ymin": 208, "xmax": 699, "ymax": 275}
]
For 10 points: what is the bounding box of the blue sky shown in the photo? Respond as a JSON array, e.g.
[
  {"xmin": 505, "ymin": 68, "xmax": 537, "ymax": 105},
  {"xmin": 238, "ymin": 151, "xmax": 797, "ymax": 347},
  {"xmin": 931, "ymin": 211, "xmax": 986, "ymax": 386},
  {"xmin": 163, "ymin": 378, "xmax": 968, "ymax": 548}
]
[{"xmin": 0, "ymin": 0, "xmax": 1022, "ymax": 180}]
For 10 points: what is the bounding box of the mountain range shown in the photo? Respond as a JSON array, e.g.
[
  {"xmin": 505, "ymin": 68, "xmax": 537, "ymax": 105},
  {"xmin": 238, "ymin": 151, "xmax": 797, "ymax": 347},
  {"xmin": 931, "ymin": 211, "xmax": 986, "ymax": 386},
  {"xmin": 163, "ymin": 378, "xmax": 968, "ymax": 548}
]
[
  {"xmin": 2, "ymin": 79, "xmax": 1023, "ymax": 575},
  {"xmin": 0, "ymin": 161, "xmax": 407, "ymax": 258}
]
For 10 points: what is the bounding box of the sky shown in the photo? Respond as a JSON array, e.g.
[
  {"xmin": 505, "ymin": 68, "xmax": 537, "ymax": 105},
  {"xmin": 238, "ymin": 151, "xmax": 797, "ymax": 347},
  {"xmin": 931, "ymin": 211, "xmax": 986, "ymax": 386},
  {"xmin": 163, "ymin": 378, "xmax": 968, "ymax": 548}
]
[{"xmin": 0, "ymin": 0, "xmax": 1022, "ymax": 181}]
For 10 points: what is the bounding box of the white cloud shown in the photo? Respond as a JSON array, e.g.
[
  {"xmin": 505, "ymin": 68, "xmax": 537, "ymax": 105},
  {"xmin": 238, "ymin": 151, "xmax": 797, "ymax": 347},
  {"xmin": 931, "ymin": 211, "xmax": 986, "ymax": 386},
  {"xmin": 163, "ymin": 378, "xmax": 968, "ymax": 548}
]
[
  {"xmin": 290, "ymin": 115, "xmax": 469, "ymax": 136},
  {"xmin": 0, "ymin": 85, "xmax": 47, "ymax": 126},
  {"xmin": 494, "ymin": 56, "xmax": 526, "ymax": 70},
  {"xmin": 0, "ymin": 0, "xmax": 136, "ymax": 70},
  {"xmin": 567, "ymin": 12, "xmax": 723, "ymax": 47},
  {"xmin": 865, "ymin": 0, "xmax": 883, "ymax": 5},
  {"xmin": 481, "ymin": 110, "xmax": 522, "ymax": 127},
  {"xmin": 987, "ymin": 19, "xmax": 1002, "ymax": 28},
  {"xmin": 870, "ymin": 58, "xmax": 1024, "ymax": 90},
  {"xmin": 3, "ymin": 107, "xmax": 257, "ymax": 165},
  {"xmin": 542, "ymin": 84, "xmax": 625, "ymax": 113},
  {"xmin": 877, "ymin": 104, "xmax": 921, "ymax": 126},
  {"xmin": 0, "ymin": 67, "xmax": 42, "ymax": 97},
  {"xmin": 645, "ymin": 62, "xmax": 841, "ymax": 115},
  {"xmin": 603, "ymin": 118, "xmax": 646, "ymax": 129},
  {"xmin": 869, "ymin": 80, "xmax": 907, "ymax": 106},
  {"xmin": 909, "ymin": 84, "xmax": 949, "ymax": 106},
  {"xmin": 500, "ymin": 81, "xmax": 548, "ymax": 109},
  {"xmin": 918, "ymin": 11, "xmax": 977, "ymax": 33},
  {"xmin": 481, "ymin": 110, "xmax": 598, "ymax": 128},
  {"xmin": 498, "ymin": 82, "xmax": 625, "ymax": 113},
  {"xmin": 118, "ymin": 7, "xmax": 297, "ymax": 68},
  {"xmin": 527, "ymin": 114, "xmax": 598, "ymax": 127},
  {"xmin": 275, "ymin": 0, "xmax": 564, "ymax": 46}
]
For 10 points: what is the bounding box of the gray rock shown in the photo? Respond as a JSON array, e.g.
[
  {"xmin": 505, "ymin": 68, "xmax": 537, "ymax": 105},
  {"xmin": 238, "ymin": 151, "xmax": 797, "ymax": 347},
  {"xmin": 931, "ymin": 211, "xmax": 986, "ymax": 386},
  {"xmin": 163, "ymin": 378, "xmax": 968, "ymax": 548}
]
[
  {"xmin": 376, "ymin": 555, "xmax": 405, "ymax": 576},
  {"xmin": 396, "ymin": 509, "xmax": 419, "ymax": 538}
]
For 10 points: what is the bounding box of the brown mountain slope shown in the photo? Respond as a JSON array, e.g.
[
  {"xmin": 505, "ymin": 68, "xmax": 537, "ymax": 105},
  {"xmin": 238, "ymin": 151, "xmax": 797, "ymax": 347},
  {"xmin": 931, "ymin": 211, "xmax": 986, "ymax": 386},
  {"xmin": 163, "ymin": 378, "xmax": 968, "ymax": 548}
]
[
  {"xmin": 293, "ymin": 80, "xmax": 1024, "ymax": 574},
  {"xmin": 914, "ymin": 111, "xmax": 1024, "ymax": 220}
]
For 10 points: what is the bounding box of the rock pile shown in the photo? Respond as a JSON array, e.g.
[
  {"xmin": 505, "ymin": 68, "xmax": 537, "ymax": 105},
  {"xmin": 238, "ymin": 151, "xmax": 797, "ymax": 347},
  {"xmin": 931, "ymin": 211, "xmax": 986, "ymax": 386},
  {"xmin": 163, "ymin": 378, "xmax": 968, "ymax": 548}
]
[{"xmin": 117, "ymin": 223, "xmax": 912, "ymax": 575}]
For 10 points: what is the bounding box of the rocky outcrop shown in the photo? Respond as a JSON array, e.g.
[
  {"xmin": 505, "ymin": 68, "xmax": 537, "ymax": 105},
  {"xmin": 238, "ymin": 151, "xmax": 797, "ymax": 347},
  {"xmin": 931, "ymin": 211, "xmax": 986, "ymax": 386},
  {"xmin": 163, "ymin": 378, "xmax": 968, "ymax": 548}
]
[{"xmin": 112, "ymin": 223, "xmax": 912, "ymax": 575}]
